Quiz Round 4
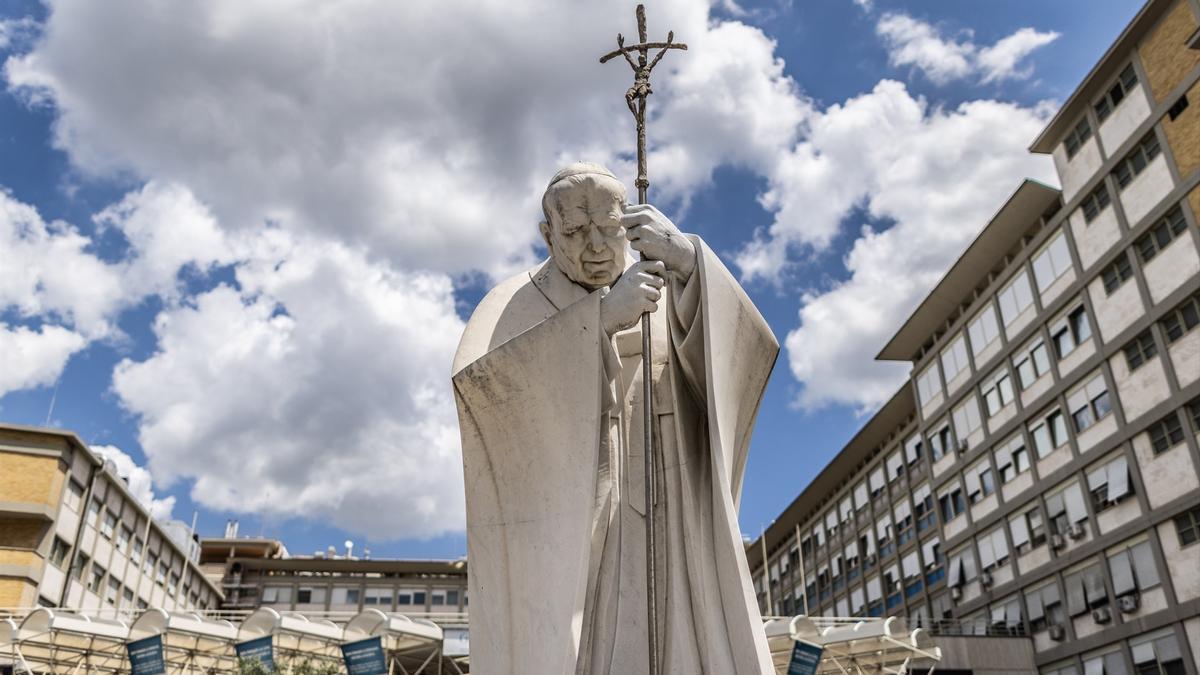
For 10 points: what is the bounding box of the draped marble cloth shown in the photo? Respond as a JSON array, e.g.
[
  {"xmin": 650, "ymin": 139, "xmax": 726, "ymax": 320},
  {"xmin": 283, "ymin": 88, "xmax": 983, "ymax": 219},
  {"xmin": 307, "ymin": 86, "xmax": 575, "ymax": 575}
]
[{"xmin": 452, "ymin": 237, "xmax": 777, "ymax": 674}]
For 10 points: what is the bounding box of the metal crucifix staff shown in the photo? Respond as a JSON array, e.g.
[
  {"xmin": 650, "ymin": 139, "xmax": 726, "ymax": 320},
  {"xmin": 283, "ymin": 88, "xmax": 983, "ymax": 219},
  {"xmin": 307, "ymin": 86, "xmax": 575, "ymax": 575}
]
[{"xmin": 600, "ymin": 7, "xmax": 685, "ymax": 675}]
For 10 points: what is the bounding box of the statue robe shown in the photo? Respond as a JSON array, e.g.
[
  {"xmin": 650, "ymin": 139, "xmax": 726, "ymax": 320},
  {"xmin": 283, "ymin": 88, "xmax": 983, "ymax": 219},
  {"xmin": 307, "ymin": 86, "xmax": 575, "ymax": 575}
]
[{"xmin": 452, "ymin": 237, "xmax": 777, "ymax": 674}]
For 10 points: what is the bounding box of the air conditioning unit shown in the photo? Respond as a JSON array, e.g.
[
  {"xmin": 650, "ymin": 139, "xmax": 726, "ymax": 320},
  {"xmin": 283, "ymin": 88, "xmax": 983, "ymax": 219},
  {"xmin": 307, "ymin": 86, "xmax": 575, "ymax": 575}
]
[
  {"xmin": 1092, "ymin": 607, "xmax": 1112, "ymax": 624},
  {"xmin": 980, "ymin": 572, "xmax": 994, "ymax": 588},
  {"xmin": 1050, "ymin": 534, "xmax": 1066, "ymax": 550},
  {"xmin": 950, "ymin": 586, "xmax": 963, "ymax": 601},
  {"xmin": 866, "ymin": 554, "xmax": 877, "ymax": 565},
  {"xmin": 1118, "ymin": 594, "xmax": 1140, "ymax": 613},
  {"xmin": 1048, "ymin": 624, "xmax": 1066, "ymax": 641},
  {"xmin": 1068, "ymin": 523, "xmax": 1087, "ymax": 540}
]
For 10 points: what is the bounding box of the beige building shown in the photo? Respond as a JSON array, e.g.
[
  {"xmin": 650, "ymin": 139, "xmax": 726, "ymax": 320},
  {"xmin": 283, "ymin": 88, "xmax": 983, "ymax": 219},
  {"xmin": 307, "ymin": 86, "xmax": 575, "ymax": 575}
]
[
  {"xmin": 0, "ymin": 423, "xmax": 222, "ymax": 614},
  {"xmin": 200, "ymin": 534, "xmax": 468, "ymax": 618},
  {"xmin": 749, "ymin": 0, "xmax": 1200, "ymax": 672}
]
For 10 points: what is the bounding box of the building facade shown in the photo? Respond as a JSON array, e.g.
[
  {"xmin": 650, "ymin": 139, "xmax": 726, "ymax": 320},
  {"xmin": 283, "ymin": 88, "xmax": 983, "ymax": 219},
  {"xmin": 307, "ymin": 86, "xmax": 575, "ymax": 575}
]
[
  {"xmin": 748, "ymin": 0, "xmax": 1200, "ymax": 673},
  {"xmin": 0, "ymin": 423, "xmax": 222, "ymax": 614},
  {"xmin": 200, "ymin": 536, "xmax": 468, "ymax": 618}
]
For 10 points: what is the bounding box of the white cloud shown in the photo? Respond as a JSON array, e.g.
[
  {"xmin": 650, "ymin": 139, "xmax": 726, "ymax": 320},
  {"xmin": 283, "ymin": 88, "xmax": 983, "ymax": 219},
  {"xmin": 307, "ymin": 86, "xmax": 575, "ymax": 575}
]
[
  {"xmin": 111, "ymin": 229, "xmax": 467, "ymax": 539},
  {"xmin": 766, "ymin": 82, "xmax": 1058, "ymax": 410},
  {"xmin": 0, "ymin": 323, "xmax": 86, "ymax": 396},
  {"xmin": 0, "ymin": 17, "xmax": 36, "ymax": 51},
  {"xmin": 92, "ymin": 444, "xmax": 176, "ymax": 520},
  {"xmin": 0, "ymin": 188, "xmax": 124, "ymax": 338},
  {"xmin": 978, "ymin": 27, "xmax": 1062, "ymax": 84},
  {"xmin": 876, "ymin": 13, "xmax": 1058, "ymax": 85}
]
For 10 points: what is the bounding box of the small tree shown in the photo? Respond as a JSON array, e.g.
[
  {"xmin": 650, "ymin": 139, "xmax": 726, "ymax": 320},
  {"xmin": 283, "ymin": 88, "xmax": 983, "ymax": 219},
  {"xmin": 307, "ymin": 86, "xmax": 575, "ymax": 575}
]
[{"xmin": 236, "ymin": 657, "xmax": 343, "ymax": 675}]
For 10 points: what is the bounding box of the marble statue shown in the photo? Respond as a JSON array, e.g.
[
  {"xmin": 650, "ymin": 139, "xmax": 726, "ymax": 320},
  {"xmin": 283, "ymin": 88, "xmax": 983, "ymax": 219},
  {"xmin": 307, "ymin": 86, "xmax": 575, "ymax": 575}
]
[{"xmin": 452, "ymin": 162, "xmax": 778, "ymax": 674}]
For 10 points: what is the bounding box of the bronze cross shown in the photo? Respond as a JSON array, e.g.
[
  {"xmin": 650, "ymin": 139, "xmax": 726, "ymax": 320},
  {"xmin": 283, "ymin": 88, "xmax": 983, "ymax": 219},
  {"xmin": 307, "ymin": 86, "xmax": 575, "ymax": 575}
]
[
  {"xmin": 600, "ymin": 4, "xmax": 687, "ymax": 202},
  {"xmin": 600, "ymin": 7, "xmax": 685, "ymax": 675}
]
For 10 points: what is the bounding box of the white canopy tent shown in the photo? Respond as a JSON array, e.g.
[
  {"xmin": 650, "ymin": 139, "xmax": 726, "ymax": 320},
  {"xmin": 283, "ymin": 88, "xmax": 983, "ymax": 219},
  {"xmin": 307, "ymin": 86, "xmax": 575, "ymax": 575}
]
[
  {"xmin": 237, "ymin": 608, "xmax": 344, "ymax": 670},
  {"xmin": 127, "ymin": 609, "xmax": 238, "ymax": 673},
  {"xmin": 764, "ymin": 615, "xmax": 942, "ymax": 674},
  {"xmin": 342, "ymin": 609, "xmax": 447, "ymax": 675},
  {"xmin": 0, "ymin": 608, "xmax": 130, "ymax": 674}
]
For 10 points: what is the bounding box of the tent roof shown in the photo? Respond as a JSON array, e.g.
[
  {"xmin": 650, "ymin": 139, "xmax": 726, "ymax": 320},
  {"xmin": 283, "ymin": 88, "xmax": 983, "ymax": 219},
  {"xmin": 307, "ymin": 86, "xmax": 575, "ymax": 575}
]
[
  {"xmin": 128, "ymin": 608, "xmax": 237, "ymax": 642},
  {"xmin": 764, "ymin": 616, "xmax": 941, "ymax": 675},
  {"xmin": 344, "ymin": 609, "xmax": 443, "ymax": 644},
  {"xmin": 237, "ymin": 607, "xmax": 344, "ymax": 643}
]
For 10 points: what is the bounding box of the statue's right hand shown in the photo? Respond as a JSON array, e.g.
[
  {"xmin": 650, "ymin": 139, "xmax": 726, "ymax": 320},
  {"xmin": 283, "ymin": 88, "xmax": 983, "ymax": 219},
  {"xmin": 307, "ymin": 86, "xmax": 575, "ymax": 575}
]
[{"xmin": 600, "ymin": 260, "xmax": 666, "ymax": 336}]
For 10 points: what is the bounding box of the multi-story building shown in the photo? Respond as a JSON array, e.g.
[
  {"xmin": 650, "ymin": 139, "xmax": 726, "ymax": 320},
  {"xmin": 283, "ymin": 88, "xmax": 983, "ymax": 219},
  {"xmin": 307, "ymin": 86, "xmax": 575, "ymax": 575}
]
[
  {"xmin": 200, "ymin": 535, "xmax": 468, "ymax": 618},
  {"xmin": 0, "ymin": 423, "xmax": 222, "ymax": 614},
  {"xmin": 748, "ymin": 0, "xmax": 1200, "ymax": 672}
]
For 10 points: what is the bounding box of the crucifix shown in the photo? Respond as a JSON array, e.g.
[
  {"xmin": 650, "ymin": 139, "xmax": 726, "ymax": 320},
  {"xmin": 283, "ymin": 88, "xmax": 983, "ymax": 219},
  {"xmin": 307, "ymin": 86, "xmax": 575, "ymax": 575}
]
[{"xmin": 600, "ymin": 7, "xmax": 686, "ymax": 674}]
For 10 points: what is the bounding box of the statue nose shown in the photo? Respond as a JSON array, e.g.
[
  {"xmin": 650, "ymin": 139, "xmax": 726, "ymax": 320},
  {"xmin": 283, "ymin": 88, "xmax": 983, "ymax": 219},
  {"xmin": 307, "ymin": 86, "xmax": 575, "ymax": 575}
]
[{"xmin": 587, "ymin": 226, "xmax": 606, "ymax": 249}]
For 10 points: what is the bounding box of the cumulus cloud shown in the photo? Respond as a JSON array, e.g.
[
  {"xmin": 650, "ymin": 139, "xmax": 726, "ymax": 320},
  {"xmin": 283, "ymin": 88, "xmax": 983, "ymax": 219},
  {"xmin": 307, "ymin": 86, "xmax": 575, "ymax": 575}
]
[
  {"xmin": 111, "ymin": 230, "xmax": 467, "ymax": 539},
  {"xmin": 92, "ymin": 444, "xmax": 177, "ymax": 520},
  {"xmin": 876, "ymin": 13, "xmax": 1059, "ymax": 85},
  {"xmin": 5, "ymin": 0, "xmax": 803, "ymax": 280},
  {"xmin": 769, "ymin": 82, "xmax": 1058, "ymax": 410},
  {"xmin": 0, "ymin": 324, "xmax": 86, "ymax": 396}
]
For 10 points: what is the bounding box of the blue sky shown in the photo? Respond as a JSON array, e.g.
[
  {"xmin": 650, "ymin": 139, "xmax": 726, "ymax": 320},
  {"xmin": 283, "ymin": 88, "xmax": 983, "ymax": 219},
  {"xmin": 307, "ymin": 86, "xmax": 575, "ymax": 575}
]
[{"xmin": 0, "ymin": 0, "xmax": 1141, "ymax": 558}]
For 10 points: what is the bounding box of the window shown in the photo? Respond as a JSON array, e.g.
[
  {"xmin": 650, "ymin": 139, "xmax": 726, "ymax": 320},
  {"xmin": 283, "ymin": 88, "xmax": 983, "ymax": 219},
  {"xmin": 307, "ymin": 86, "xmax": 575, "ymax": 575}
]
[
  {"xmin": 71, "ymin": 553, "xmax": 90, "ymax": 581},
  {"xmin": 49, "ymin": 537, "xmax": 70, "ymax": 568},
  {"xmin": 938, "ymin": 484, "xmax": 966, "ymax": 523},
  {"xmin": 1113, "ymin": 131, "xmax": 1161, "ymax": 189},
  {"xmin": 965, "ymin": 461, "xmax": 996, "ymax": 504},
  {"xmin": 144, "ymin": 551, "xmax": 157, "ymax": 577},
  {"xmin": 1027, "ymin": 581, "xmax": 1065, "ymax": 634},
  {"xmin": 1064, "ymin": 117, "xmax": 1092, "ymax": 158},
  {"xmin": 1011, "ymin": 506, "xmax": 1047, "ymax": 554},
  {"xmin": 1051, "ymin": 305, "xmax": 1092, "ymax": 359},
  {"xmin": 156, "ymin": 561, "xmax": 168, "ymax": 586},
  {"xmin": 86, "ymin": 498, "xmax": 101, "ymax": 526},
  {"xmin": 894, "ymin": 501, "xmax": 914, "ymax": 545},
  {"xmin": 940, "ymin": 334, "xmax": 970, "ymax": 383},
  {"xmin": 1161, "ymin": 292, "xmax": 1200, "ymax": 343},
  {"xmin": 1014, "ymin": 338, "xmax": 1051, "ymax": 390},
  {"xmin": 297, "ymin": 588, "xmax": 313, "ymax": 604},
  {"xmin": 1030, "ymin": 409, "xmax": 1070, "ymax": 458},
  {"xmin": 826, "ymin": 509, "xmax": 840, "ymax": 540},
  {"xmin": 1064, "ymin": 562, "xmax": 1107, "ymax": 616},
  {"xmin": 1081, "ymin": 183, "xmax": 1112, "ymax": 223},
  {"xmin": 930, "ymin": 425, "xmax": 952, "ymax": 461},
  {"xmin": 364, "ymin": 588, "xmax": 392, "ymax": 606},
  {"xmin": 998, "ymin": 271, "xmax": 1035, "ymax": 326},
  {"xmin": 946, "ymin": 548, "xmax": 977, "ymax": 589},
  {"xmin": 1083, "ymin": 650, "xmax": 1130, "ymax": 675},
  {"xmin": 100, "ymin": 510, "xmax": 117, "ymax": 539},
  {"xmin": 168, "ymin": 572, "xmax": 180, "ymax": 597},
  {"xmin": 994, "ymin": 434, "xmax": 1030, "ymax": 483},
  {"xmin": 916, "ymin": 364, "xmax": 942, "ymax": 406},
  {"xmin": 1094, "ymin": 63, "xmax": 1138, "ymax": 122},
  {"xmin": 89, "ymin": 564, "xmax": 105, "ymax": 592},
  {"xmin": 1046, "ymin": 482, "xmax": 1089, "ymax": 536},
  {"xmin": 1068, "ymin": 372, "xmax": 1111, "ymax": 433},
  {"xmin": 64, "ymin": 480, "xmax": 84, "ymax": 511},
  {"xmin": 432, "ymin": 591, "xmax": 447, "ymax": 606},
  {"xmin": 839, "ymin": 496, "xmax": 853, "ymax": 526},
  {"xmin": 1107, "ymin": 538, "xmax": 1160, "ymax": 597},
  {"xmin": 1100, "ymin": 251, "xmax": 1134, "ymax": 295},
  {"xmin": 1136, "ymin": 206, "xmax": 1187, "ymax": 263},
  {"xmin": 1174, "ymin": 505, "xmax": 1200, "ymax": 547},
  {"xmin": 876, "ymin": 515, "xmax": 894, "ymax": 557},
  {"xmin": 447, "ymin": 590, "xmax": 460, "ymax": 606},
  {"xmin": 1147, "ymin": 412, "xmax": 1186, "ymax": 455},
  {"xmin": 1123, "ymin": 329, "xmax": 1158, "ymax": 371},
  {"xmin": 886, "ymin": 451, "xmax": 904, "ymax": 483},
  {"xmin": 977, "ymin": 527, "xmax": 1009, "ymax": 571},
  {"xmin": 105, "ymin": 577, "xmax": 120, "ymax": 606},
  {"xmin": 262, "ymin": 586, "xmax": 292, "ymax": 604},
  {"xmin": 131, "ymin": 537, "xmax": 143, "ymax": 565},
  {"xmin": 854, "ymin": 481, "xmax": 869, "ymax": 512},
  {"xmin": 904, "ymin": 435, "xmax": 923, "ymax": 467},
  {"xmin": 1033, "ymin": 232, "xmax": 1074, "ymax": 291},
  {"xmin": 116, "ymin": 525, "xmax": 131, "ymax": 553},
  {"xmin": 981, "ymin": 367, "xmax": 1015, "ymax": 417},
  {"xmin": 1131, "ymin": 634, "xmax": 1187, "ymax": 675},
  {"xmin": 1087, "ymin": 454, "xmax": 1132, "ymax": 512},
  {"xmin": 413, "ymin": 591, "xmax": 427, "ymax": 605},
  {"xmin": 1190, "ymin": 397, "xmax": 1200, "ymax": 432},
  {"xmin": 968, "ymin": 305, "xmax": 1001, "ymax": 356},
  {"xmin": 913, "ymin": 484, "xmax": 935, "ymax": 532},
  {"xmin": 1167, "ymin": 93, "xmax": 1189, "ymax": 121},
  {"xmin": 952, "ymin": 396, "xmax": 983, "ymax": 439}
]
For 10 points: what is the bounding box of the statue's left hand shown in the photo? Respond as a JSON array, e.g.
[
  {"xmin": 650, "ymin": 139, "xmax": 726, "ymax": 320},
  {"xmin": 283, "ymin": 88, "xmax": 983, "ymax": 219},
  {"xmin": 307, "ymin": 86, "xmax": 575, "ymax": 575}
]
[{"xmin": 621, "ymin": 203, "xmax": 697, "ymax": 281}]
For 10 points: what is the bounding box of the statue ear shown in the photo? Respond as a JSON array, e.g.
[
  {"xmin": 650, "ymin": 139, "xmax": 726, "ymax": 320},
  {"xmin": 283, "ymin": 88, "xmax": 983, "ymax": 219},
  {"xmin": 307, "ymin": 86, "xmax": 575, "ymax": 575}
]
[{"xmin": 538, "ymin": 220, "xmax": 554, "ymax": 253}]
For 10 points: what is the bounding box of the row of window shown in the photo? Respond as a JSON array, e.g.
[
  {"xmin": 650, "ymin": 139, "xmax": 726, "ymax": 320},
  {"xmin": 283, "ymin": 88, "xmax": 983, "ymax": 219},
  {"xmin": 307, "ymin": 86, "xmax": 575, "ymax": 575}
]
[
  {"xmin": 260, "ymin": 585, "xmax": 464, "ymax": 608},
  {"xmin": 760, "ymin": 396, "xmax": 1200, "ymax": 615},
  {"xmin": 1062, "ymin": 62, "xmax": 1138, "ymax": 161}
]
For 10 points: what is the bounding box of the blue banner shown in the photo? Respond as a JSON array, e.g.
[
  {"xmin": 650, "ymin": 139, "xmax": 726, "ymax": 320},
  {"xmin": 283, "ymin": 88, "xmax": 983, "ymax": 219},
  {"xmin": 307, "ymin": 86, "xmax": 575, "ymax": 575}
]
[
  {"xmin": 126, "ymin": 634, "xmax": 167, "ymax": 675},
  {"xmin": 787, "ymin": 640, "xmax": 824, "ymax": 675},
  {"xmin": 236, "ymin": 636, "xmax": 276, "ymax": 671},
  {"xmin": 341, "ymin": 637, "xmax": 388, "ymax": 675}
]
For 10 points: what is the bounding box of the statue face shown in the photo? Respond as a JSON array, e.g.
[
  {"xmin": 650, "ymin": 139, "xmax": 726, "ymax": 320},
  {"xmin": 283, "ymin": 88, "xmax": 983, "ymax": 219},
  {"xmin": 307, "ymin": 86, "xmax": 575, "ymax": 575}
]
[{"xmin": 541, "ymin": 175, "xmax": 629, "ymax": 290}]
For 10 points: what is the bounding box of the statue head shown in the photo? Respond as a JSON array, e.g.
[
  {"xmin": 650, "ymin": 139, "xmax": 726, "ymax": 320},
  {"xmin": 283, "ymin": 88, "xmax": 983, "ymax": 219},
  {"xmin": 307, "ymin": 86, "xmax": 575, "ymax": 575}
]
[{"xmin": 539, "ymin": 162, "xmax": 630, "ymax": 290}]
